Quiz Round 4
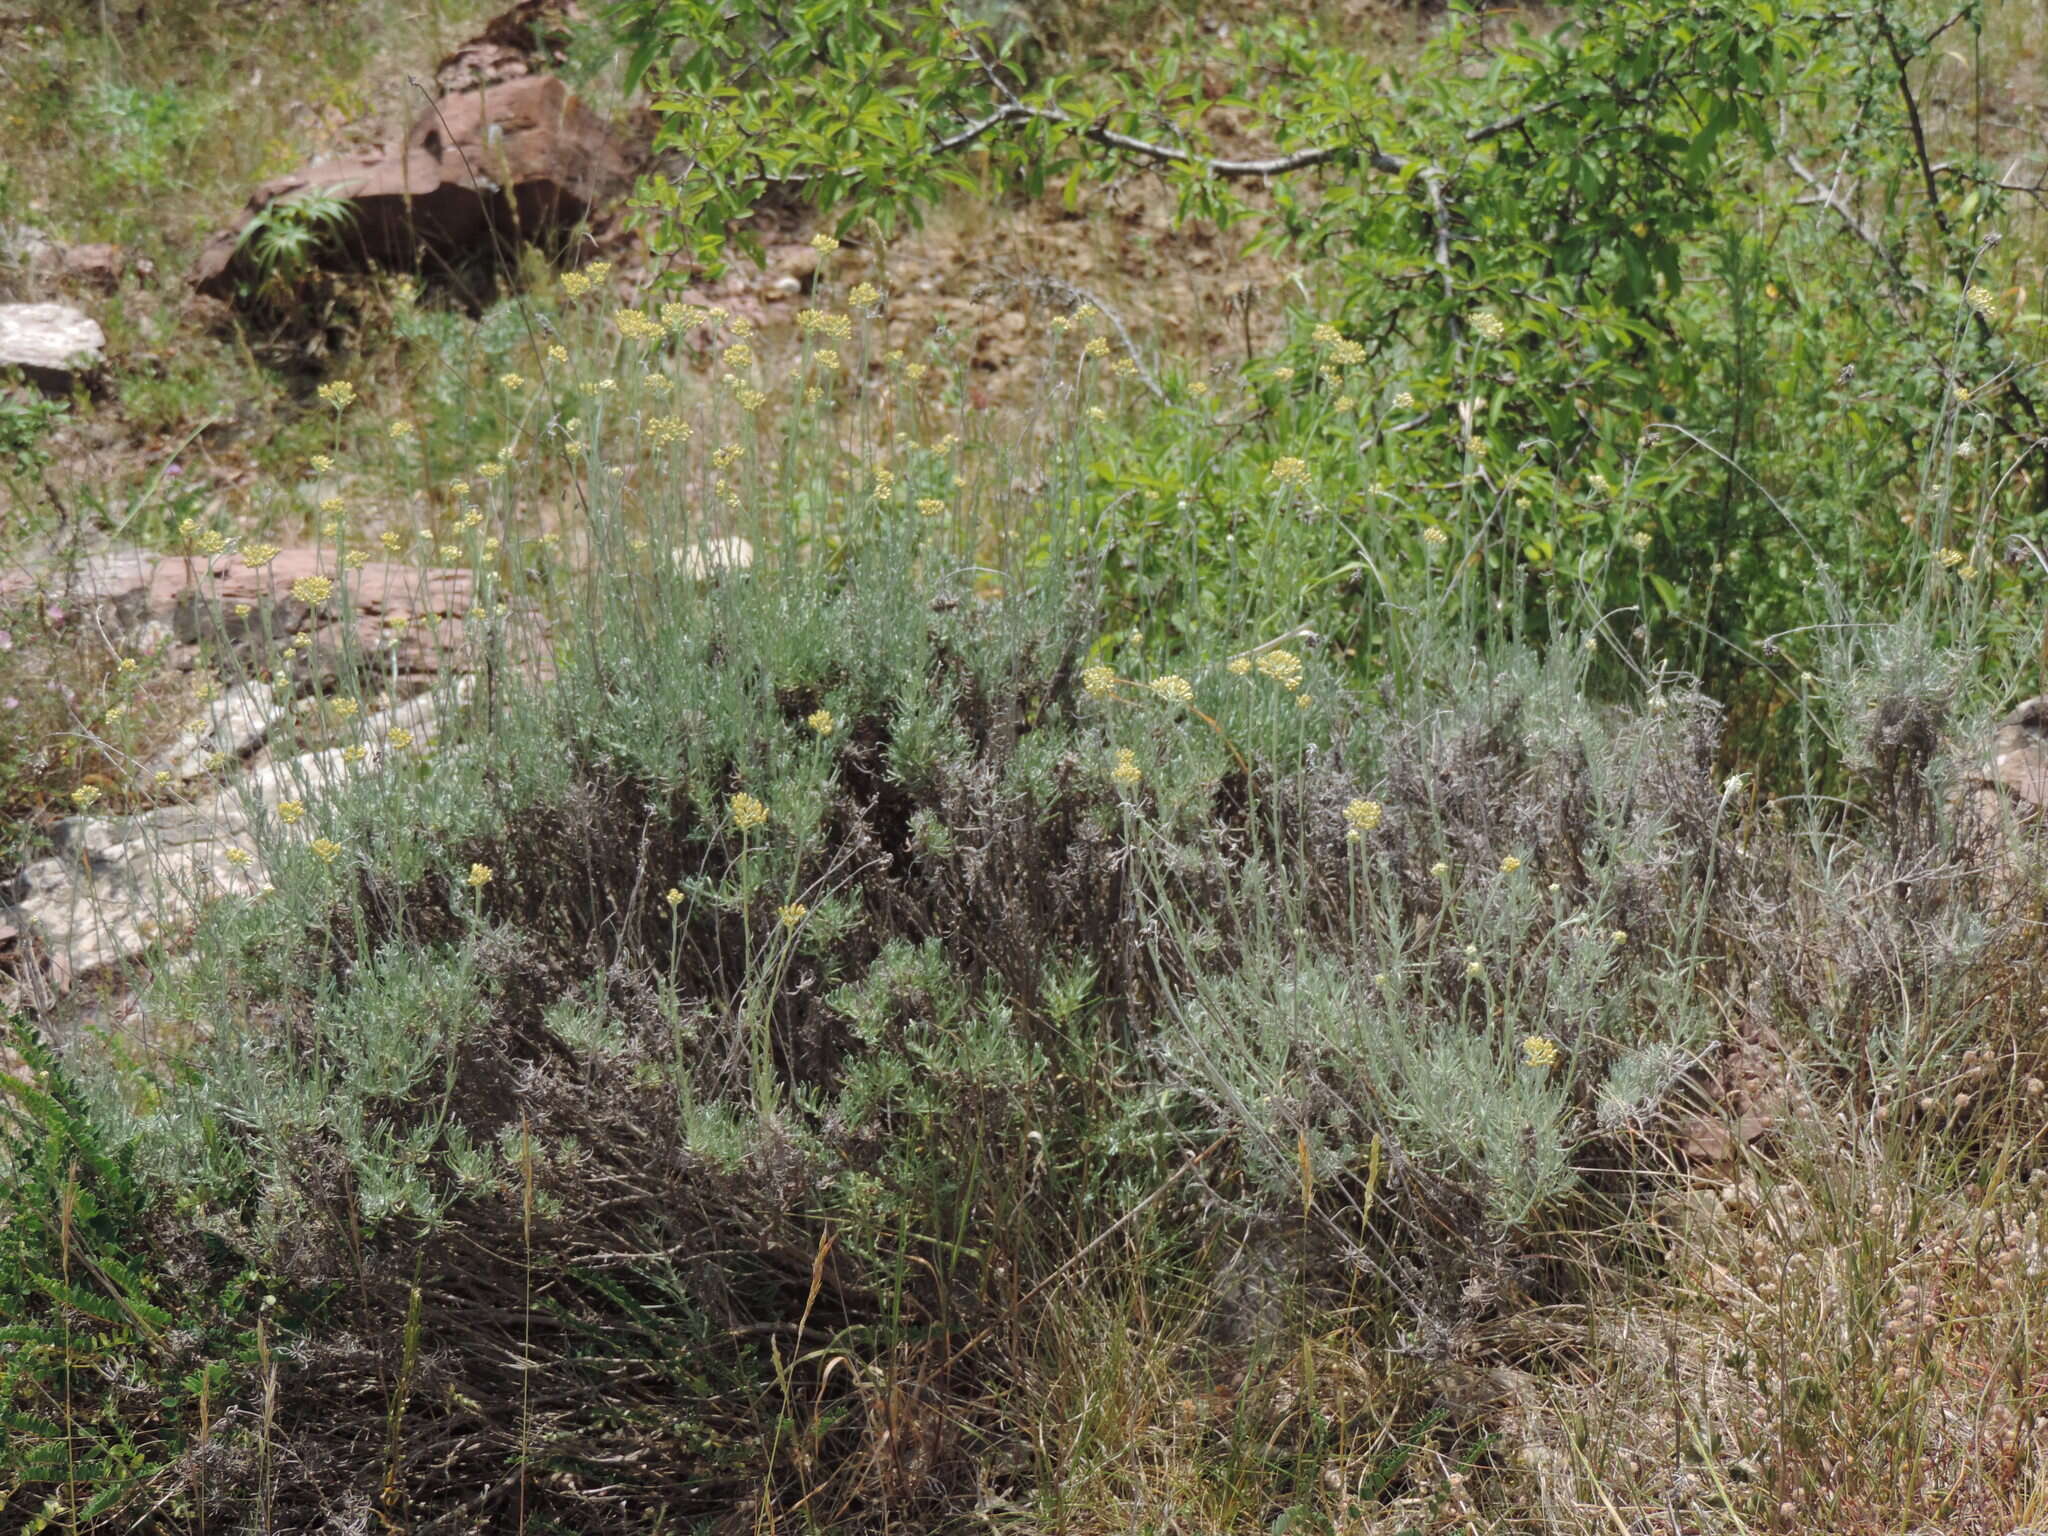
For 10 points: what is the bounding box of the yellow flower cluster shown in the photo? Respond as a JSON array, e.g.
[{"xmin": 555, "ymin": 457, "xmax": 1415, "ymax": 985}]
[
  {"xmin": 872, "ymin": 466, "xmax": 895, "ymax": 502},
  {"xmin": 722, "ymin": 342, "xmax": 754, "ymax": 369},
  {"xmin": 1268, "ymin": 457, "xmax": 1309, "ymax": 487},
  {"xmin": 1469, "ymin": 310, "xmax": 1507, "ymax": 342},
  {"xmin": 499, "ymin": 372, "xmax": 526, "ymax": 391},
  {"xmin": 1255, "ymin": 649, "xmax": 1304, "ymax": 691},
  {"xmin": 310, "ymin": 837, "xmax": 342, "ymax": 864},
  {"xmin": 1148, "ymin": 674, "xmax": 1193, "ymax": 705},
  {"xmin": 614, "ymin": 308, "xmax": 665, "ymax": 343},
  {"xmin": 778, "ymin": 902, "xmax": 808, "ymax": 928},
  {"xmin": 847, "ymin": 282, "xmax": 881, "ymax": 309},
  {"xmin": 1500, "ymin": 855, "xmax": 1521, "ymax": 874},
  {"xmin": 290, "ymin": 575, "xmax": 334, "ymax": 605},
  {"xmin": 316, "ymin": 380, "xmax": 357, "ymax": 410},
  {"xmin": 1315, "ymin": 327, "xmax": 1367, "ymax": 367},
  {"xmin": 1081, "ymin": 664, "xmax": 1117, "ymax": 699},
  {"xmin": 466, "ymin": 863, "xmax": 493, "ymax": 888},
  {"xmin": 1966, "ymin": 283, "xmax": 1997, "ymax": 318},
  {"xmin": 1344, "ymin": 798, "xmax": 1381, "ymax": 833},
  {"xmin": 1081, "ymin": 337, "xmax": 1110, "ymax": 359},
  {"xmin": 810, "ymin": 232, "xmax": 840, "ymax": 252},
  {"xmin": 1422, "ymin": 526, "xmax": 1448, "ymax": 547},
  {"xmin": 1110, "ymin": 749, "xmax": 1142, "ymax": 788},
  {"xmin": 276, "ymin": 799, "xmax": 306, "ymax": 825},
  {"xmin": 710, "ymin": 443, "xmax": 745, "ymax": 470},
  {"xmin": 1521, "ymin": 1034, "xmax": 1560, "ymax": 1069},
  {"xmin": 646, "ymin": 415, "xmax": 693, "ymax": 448},
  {"xmin": 807, "ymin": 709, "xmax": 835, "ymax": 736},
  {"xmin": 71, "ymin": 784, "xmax": 103, "ymax": 811},
  {"xmin": 387, "ymin": 727, "xmax": 413, "ymax": 750},
  {"xmin": 559, "ymin": 260, "xmax": 613, "ymax": 297},
  {"xmin": 660, "ymin": 302, "xmax": 714, "ymax": 331},
  {"xmin": 244, "ymin": 543, "xmax": 281, "ymax": 568},
  {"xmin": 730, "ymin": 792, "xmax": 769, "ymax": 831},
  {"xmin": 915, "ymin": 498, "xmax": 944, "ymax": 517},
  {"xmin": 797, "ymin": 308, "xmax": 854, "ymax": 340}
]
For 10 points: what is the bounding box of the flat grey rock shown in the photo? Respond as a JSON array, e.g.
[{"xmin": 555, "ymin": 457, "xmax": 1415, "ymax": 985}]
[
  {"xmin": 3, "ymin": 681, "xmax": 470, "ymax": 993},
  {"xmin": 0, "ymin": 301, "xmax": 105, "ymax": 389}
]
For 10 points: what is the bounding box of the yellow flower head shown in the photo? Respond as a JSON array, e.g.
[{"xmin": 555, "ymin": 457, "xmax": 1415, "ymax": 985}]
[
  {"xmin": 1110, "ymin": 748, "xmax": 1143, "ymax": 789},
  {"xmin": 224, "ymin": 846, "xmax": 253, "ymax": 867},
  {"xmin": 243, "ymin": 543, "xmax": 281, "ymax": 569},
  {"xmin": 1469, "ymin": 310, "xmax": 1507, "ymax": 342},
  {"xmin": 1522, "ymin": 1034, "xmax": 1561, "ymax": 1069},
  {"xmin": 387, "ymin": 727, "xmax": 414, "ymax": 751},
  {"xmin": 729, "ymin": 792, "xmax": 769, "ymax": 831},
  {"xmin": 70, "ymin": 784, "xmax": 103, "ymax": 811},
  {"xmin": 807, "ymin": 709, "xmax": 836, "ymax": 737},
  {"xmin": 466, "ymin": 863, "xmax": 493, "ymax": 889},
  {"xmin": 291, "ymin": 575, "xmax": 334, "ymax": 605},
  {"xmin": 1255, "ymin": 649, "xmax": 1304, "ymax": 691},
  {"xmin": 389, "ymin": 419, "xmax": 415, "ymax": 438},
  {"xmin": 665, "ymin": 887, "xmax": 683, "ymax": 909},
  {"xmin": 847, "ymin": 282, "xmax": 881, "ymax": 309},
  {"xmin": 778, "ymin": 902, "xmax": 808, "ymax": 928},
  {"xmin": 1500, "ymin": 855, "xmax": 1522, "ymax": 874},
  {"xmin": 1344, "ymin": 799, "xmax": 1382, "ymax": 833},
  {"xmin": 916, "ymin": 498, "xmax": 945, "ymax": 518},
  {"xmin": 310, "ymin": 837, "xmax": 342, "ymax": 863},
  {"xmin": 810, "ymin": 232, "xmax": 840, "ymax": 253},
  {"xmin": 500, "ymin": 372, "xmax": 526, "ymax": 391},
  {"xmin": 1148, "ymin": 674, "xmax": 1193, "ymax": 705},
  {"xmin": 614, "ymin": 308, "xmax": 665, "ymax": 343},
  {"xmin": 276, "ymin": 799, "xmax": 306, "ymax": 825},
  {"xmin": 310, "ymin": 453, "xmax": 334, "ymax": 473},
  {"xmin": 316, "ymin": 380, "xmax": 357, "ymax": 411},
  {"xmin": 1268, "ymin": 456, "xmax": 1310, "ymax": 488},
  {"xmin": 1081, "ymin": 663, "xmax": 1118, "ymax": 699}
]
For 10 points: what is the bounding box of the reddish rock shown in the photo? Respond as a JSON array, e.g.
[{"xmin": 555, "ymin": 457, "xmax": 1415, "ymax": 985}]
[
  {"xmin": 435, "ymin": 0, "xmax": 579, "ymax": 92},
  {"xmin": 194, "ymin": 73, "xmax": 639, "ymax": 298},
  {"xmin": 0, "ymin": 544, "xmax": 505, "ymax": 682}
]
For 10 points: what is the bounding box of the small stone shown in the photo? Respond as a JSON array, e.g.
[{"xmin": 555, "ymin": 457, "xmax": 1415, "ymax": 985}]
[{"xmin": 674, "ymin": 536, "xmax": 754, "ymax": 581}]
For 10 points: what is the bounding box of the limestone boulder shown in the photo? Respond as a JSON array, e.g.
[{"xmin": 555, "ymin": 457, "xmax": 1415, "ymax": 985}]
[
  {"xmin": 0, "ymin": 302, "xmax": 105, "ymax": 391},
  {"xmin": 3, "ymin": 685, "xmax": 468, "ymax": 994}
]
